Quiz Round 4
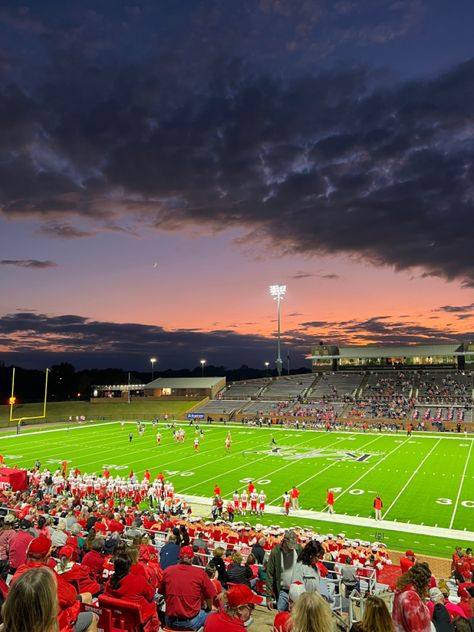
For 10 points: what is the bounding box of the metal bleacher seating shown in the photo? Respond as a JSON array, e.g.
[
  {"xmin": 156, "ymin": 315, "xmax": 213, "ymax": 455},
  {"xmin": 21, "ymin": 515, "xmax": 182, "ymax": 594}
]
[
  {"xmin": 193, "ymin": 399, "xmax": 248, "ymax": 417},
  {"xmin": 259, "ymin": 374, "xmax": 316, "ymax": 401},
  {"xmin": 306, "ymin": 373, "xmax": 363, "ymax": 400},
  {"xmin": 223, "ymin": 380, "xmax": 268, "ymax": 400}
]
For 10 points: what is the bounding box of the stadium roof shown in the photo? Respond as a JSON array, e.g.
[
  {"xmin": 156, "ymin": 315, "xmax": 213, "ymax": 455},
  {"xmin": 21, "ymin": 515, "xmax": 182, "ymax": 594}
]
[
  {"xmin": 308, "ymin": 343, "xmax": 466, "ymax": 360},
  {"xmin": 144, "ymin": 377, "xmax": 224, "ymax": 389}
]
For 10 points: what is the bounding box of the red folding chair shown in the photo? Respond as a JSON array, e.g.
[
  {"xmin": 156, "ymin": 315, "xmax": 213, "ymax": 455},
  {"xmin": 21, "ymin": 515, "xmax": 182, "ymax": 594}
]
[
  {"xmin": 98, "ymin": 594, "xmax": 147, "ymax": 632},
  {"xmin": 81, "ymin": 602, "xmax": 113, "ymax": 632}
]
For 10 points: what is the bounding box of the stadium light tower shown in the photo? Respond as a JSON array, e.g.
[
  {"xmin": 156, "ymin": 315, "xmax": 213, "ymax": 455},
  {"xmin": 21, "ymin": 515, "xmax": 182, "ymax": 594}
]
[
  {"xmin": 200, "ymin": 359, "xmax": 206, "ymax": 377},
  {"xmin": 150, "ymin": 357, "xmax": 157, "ymax": 381},
  {"xmin": 269, "ymin": 284, "xmax": 286, "ymax": 376}
]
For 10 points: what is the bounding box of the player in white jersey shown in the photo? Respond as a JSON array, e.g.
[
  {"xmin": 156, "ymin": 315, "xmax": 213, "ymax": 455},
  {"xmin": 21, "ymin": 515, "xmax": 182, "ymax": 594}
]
[
  {"xmin": 258, "ymin": 490, "xmax": 266, "ymax": 515},
  {"xmin": 240, "ymin": 491, "xmax": 248, "ymax": 516},
  {"xmin": 250, "ymin": 491, "xmax": 258, "ymax": 514},
  {"xmin": 233, "ymin": 491, "xmax": 240, "ymax": 513}
]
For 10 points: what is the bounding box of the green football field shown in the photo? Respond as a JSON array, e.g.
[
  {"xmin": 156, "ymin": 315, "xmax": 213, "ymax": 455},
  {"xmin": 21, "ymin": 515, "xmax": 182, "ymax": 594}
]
[{"xmin": 1, "ymin": 421, "xmax": 473, "ymax": 558}]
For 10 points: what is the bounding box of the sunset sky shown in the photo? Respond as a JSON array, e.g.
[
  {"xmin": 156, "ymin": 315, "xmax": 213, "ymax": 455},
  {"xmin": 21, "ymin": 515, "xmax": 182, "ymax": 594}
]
[{"xmin": 0, "ymin": 0, "xmax": 473, "ymax": 371}]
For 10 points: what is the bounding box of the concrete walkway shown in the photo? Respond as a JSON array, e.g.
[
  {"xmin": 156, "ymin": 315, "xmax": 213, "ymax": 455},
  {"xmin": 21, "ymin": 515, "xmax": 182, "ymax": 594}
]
[{"xmin": 184, "ymin": 494, "xmax": 474, "ymax": 541}]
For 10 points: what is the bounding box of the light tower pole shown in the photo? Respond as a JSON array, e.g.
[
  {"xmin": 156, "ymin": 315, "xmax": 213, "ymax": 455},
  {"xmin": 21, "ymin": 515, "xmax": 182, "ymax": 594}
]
[
  {"xmin": 269, "ymin": 284, "xmax": 286, "ymax": 377},
  {"xmin": 150, "ymin": 357, "xmax": 157, "ymax": 381},
  {"xmin": 200, "ymin": 359, "xmax": 206, "ymax": 377}
]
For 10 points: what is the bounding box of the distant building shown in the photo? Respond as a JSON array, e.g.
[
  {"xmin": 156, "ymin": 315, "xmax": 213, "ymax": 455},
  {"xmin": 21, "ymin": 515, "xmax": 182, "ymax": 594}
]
[
  {"xmin": 307, "ymin": 341, "xmax": 474, "ymax": 371},
  {"xmin": 143, "ymin": 377, "xmax": 225, "ymax": 399},
  {"xmin": 91, "ymin": 377, "xmax": 225, "ymax": 401}
]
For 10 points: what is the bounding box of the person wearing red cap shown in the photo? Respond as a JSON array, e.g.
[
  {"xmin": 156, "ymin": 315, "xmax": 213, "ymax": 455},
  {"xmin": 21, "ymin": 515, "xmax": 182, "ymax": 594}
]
[
  {"xmin": 204, "ymin": 584, "xmax": 262, "ymax": 631},
  {"xmin": 12, "ymin": 536, "xmax": 95, "ymax": 632},
  {"xmin": 400, "ymin": 550, "xmax": 416, "ymax": 574},
  {"xmin": 457, "ymin": 585, "xmax": 474, "ymax": 618},
  {"xmin": 159, "ymin": 544, "xmax": 216, "ymax": 629},
  {"xmin": 55, "ymin": 545, "xmax": 100, "ymax": 596}
]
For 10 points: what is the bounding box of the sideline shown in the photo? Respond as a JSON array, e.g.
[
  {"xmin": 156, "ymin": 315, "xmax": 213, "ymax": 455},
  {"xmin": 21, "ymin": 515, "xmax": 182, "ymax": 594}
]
[
  {"xmin": 183, "ymin": 493, "xmax": 474, "ymax": 542},
  {"xmin": 1, "ymin": 419, "xmax": 473, "ymax": 441}
]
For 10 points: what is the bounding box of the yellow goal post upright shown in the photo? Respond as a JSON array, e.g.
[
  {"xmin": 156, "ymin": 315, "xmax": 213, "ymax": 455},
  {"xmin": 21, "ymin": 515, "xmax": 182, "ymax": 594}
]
[{"xmin": 9, "ymin": 367, "xmax": 50, "ymax": 428}]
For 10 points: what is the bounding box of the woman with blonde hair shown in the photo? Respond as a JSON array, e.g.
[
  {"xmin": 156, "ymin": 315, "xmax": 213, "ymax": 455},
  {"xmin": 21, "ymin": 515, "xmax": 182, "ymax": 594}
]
[
  {"xmin": 2, "ymin": 566, "xmax": 59, "ymax": 632},
  {"xmin": 350, "ymin": 595, "xmax": 394, "ymax": 632},
  {"xmin": 290, "ymin": 591, "xmax": 335, "ymax": 632}
]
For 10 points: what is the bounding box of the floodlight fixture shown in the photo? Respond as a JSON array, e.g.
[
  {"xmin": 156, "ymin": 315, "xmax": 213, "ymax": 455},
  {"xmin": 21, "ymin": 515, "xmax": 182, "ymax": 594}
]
[
  {"xmin": 269, "ymin": 284, "xmax": 287, "ymax": 300},
  {"xmin": 150, "ymin": 357, "xmax": 157, "ymax": 381},
  {"xmin": 200, "ymin": 359, "xmax": 206, "ymax": 376}
]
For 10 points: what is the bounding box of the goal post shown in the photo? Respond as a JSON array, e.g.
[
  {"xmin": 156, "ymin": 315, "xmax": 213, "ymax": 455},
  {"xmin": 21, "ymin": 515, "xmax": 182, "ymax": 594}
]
[{"xmin": 9, "ymin": 367, "xmax": 50, "ymax": 424}]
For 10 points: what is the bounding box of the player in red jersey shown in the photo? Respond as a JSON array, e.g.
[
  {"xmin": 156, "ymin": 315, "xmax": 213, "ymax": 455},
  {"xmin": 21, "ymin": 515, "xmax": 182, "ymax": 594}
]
[{"xmin": 326, "ymin": 489, "xmax": 335, "ymax": 514}]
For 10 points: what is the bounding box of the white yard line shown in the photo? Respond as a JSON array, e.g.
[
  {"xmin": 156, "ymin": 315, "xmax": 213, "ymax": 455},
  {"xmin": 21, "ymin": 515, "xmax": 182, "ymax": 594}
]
[
  {"xmin": 180, "ymin": 432, "xmax": 331, "ymax": 493},
  {"xmin": 270, "ymin": 437, "xmax": 379, "ymax": 504},
  {"xmin": 383, "ymin": 438, "xmax": 442, "ymax": 519},
  {"xmin": 268, "ymin": 435, "xmax": 383, "ymax": 505},
  {"xmin": 334, "ymin": 437, "xmax": 410, "ymax": 501},
  {"xmin": 449, "ymin": 440, "xmax": 474, "ymax": 529}
]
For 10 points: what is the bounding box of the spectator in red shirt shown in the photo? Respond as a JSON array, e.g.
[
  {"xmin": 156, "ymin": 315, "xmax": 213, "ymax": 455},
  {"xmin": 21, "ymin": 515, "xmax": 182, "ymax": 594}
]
[
  {"xmin": 159, "ymin": 545, "xmax": 216, "ymax": 630},
  {"xmin": 204, "ymin": 584, "xmax": 262, "ymax": 632},
  {"xmin": 400, "ymin": 550, "xmax": 416, "ymax": 574},
  {"xmin": 81, "ymin": 537, "xmax": 105, "ymax": 584},
  {"xmin": 8, "ymin": 519, "xmax": 34, "ymax": 574},
  {"xmin": 392, "ymin": 562, "xmax": 432, "ymax": 632},
  {"xmin": 457, "ymin": 586, "xmax": 473, "ymax": 619},
  {"xmin": 105, "ymin": 550, "xmax": 159, "ymax": 630},
  {"xmin": 55, "ymin": 545, "xmax": 100, "ymax": 596}
]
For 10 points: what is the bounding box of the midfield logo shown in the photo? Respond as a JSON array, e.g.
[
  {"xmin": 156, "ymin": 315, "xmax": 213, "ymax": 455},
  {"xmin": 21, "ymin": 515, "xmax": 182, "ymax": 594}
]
[{"xmin": 245, "ymin": 446, "xmax": 381, "ymax": 462}]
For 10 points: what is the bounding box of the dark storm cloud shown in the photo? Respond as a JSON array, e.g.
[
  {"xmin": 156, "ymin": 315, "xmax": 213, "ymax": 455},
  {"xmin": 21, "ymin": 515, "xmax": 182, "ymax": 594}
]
[
  {"xmin": 1, "ymin": 310, "xmax": 471, "ymax": 369},
  {"xmin": 0, "ymin": 2, "xmax": 473, "ymax": 285},
  {"xmin": 0, "ymin": 311, "xmax": 299, "ymax": 369},
  {"xmin": 437, "ymin": 303, "xmax": 474, "ymax": 314},
  {"xmin": 291, "ymin": 271, "xmax": 340, "ymax": 280},
  {"xmin": 37, "ymin": 223, "xmax": 97, "ymax": 239},
  {"xmin": 0, "ymin": 259, "xmax": 57, "ymax": 269}
]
